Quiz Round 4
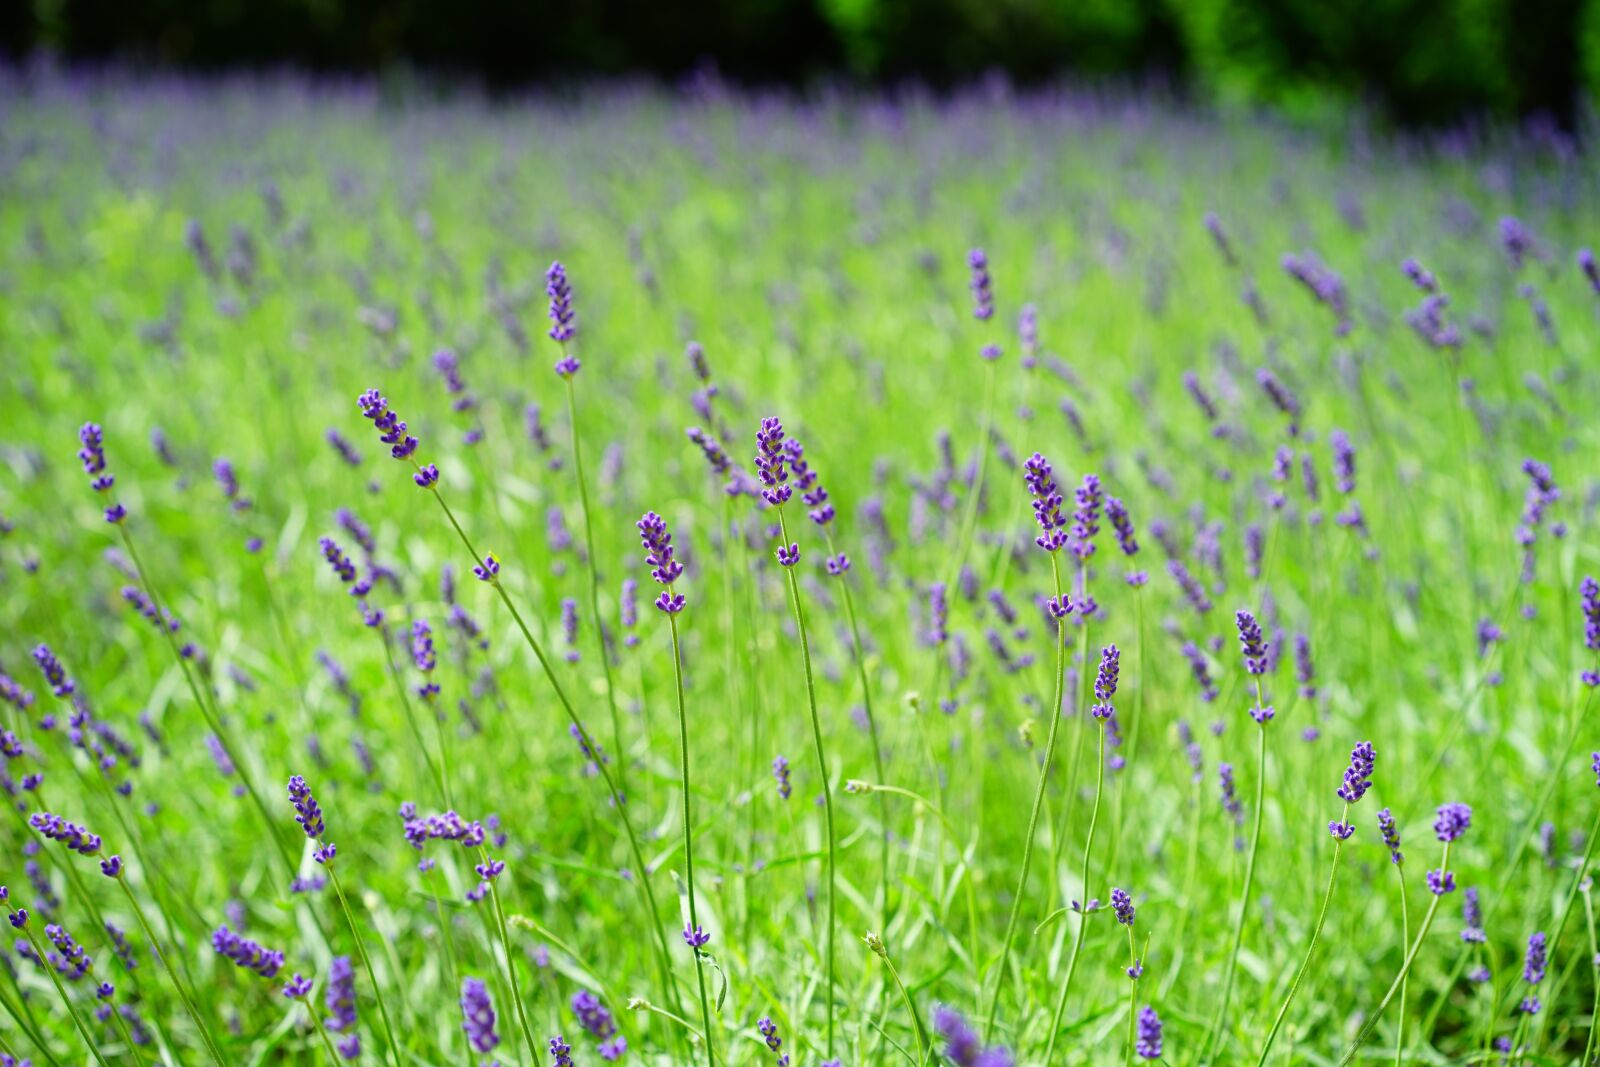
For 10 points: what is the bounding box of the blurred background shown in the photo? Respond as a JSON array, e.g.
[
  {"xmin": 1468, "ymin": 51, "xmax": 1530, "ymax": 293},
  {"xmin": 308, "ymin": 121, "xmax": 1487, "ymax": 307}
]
[{"xmin": 4, "ymin": 0, "xmax": 1600, "ymax": 127}]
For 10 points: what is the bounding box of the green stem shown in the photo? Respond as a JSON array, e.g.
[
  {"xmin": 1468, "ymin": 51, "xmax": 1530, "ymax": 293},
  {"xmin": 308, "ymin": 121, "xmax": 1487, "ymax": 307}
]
[
  {"xmin": 20, "ymin": 923, "xmax": 112, "ymax": 1067},
  {"xmin": 824, "ymin": 527, "xmax": 891, "ymax": 926},
  {"xmin": 377, "ymin": 628, "xmax": 450, "ymax": 808},
  {"xmin": 0, "ymin": 971, "xmax": 63, "ymax": 1067},
  {"xmin": 1395, "ymin": 864, "xmax": 1410, "ymax": 1067},
  {"xmin": 1255, "ymin": 804, "xmax": 1348, "ymax": 1065},
  {"xmin": 942, "ymin": 359, "xmax": 997, "ymax": 598},
  {"xmin": 297, "ymin": 993, "xmax": 346, "ymax": 1064},
  {"xmin": 1202, "ymin": 693, "xmax": 1270, "ymax": 1066},
  {"xmin": 480, "ymin": 849, "xmax": 543, "ymax": 1067},
  {"xmin": 423, "ymin": 484, "xmax": 682, "ymax": 1018},
  {"xmin": 774, "ymin": 504, "xmax": 835, "ymax": 1055},
  {"xmin": 1337, "ymin": 841, "xmax": 1454, "ymax": 1066},
  {"xmin": 878, "ymin": 947, "xmax": 928, "ymax": 1066},
  {"xmin": 114, "ymin": 873, "xmax": 228, "ymax": 1066},
  {"xmin": 1042, "ymin": 719, "xmax": 1108, "ymax": 1063},
  {"xmin": 1580, "ymin": 881, "xmax": 1598, "ymax": 1067},
  {"xmin": 1124, "ymin": 927, "xmax": 1140, "ymax": 1067},
  {"xmin": 667, "ymin": 609, "xmax": 716, "ymax": 1066},
  {"xmin": 564, "ymin": 375, "xmax": 629, "ymax": 799},
  {"xmin": 1527, "ymin": 802, "xmax": 1600, "ymax": 1054},
  {"xmin": 325, "ymin": 862, "xmax": 404, "ymax": 1067},
  {"xmin": 983, "ymin": 553, "xmax": 1067, "ymax": 1040}
]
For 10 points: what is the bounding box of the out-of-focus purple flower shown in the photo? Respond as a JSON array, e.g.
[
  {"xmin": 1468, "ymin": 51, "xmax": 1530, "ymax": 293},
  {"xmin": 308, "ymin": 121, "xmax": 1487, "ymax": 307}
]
[
  {"xmin": 1107, "ymin": 497, "xmax": 1138, "ymax": 557},
  {"xmin": 928, "ymin": 584, "xmax": 949, "ymax": 645},
  {"xmin": 933, "ymin": 1004, "xmax": 1012, "ymax": 1066},
  {"xmin": 474, "ymin": 554, "xmax": 500, "ymax": 583},
  {"xmin": 326, "ymin": 429, "xmax": 362, "ymax": 467},
  {"xmin": 1135, "ymin": 1005, "xmax": 1162, "ymax": 1059},
  {"xmin": 461, "ymin": 977, "xmax": 500, "ymax": 1054},
  {"xmin": 1069, "ymin": 474, "xmax": 1103, "ymax": 561},
  {"xmin": 1204, "ymin": 211, "xmax": 1235, "ymax": 265},
  {"xmin": 212, "ymin": 925, "xmax": 284, "ymax": 979},
  {"xmin": 772, "ymin": 755, "xmax": 792, "ymax": 800},
  {"xmin": 1524, "ymin": 930, "xmax": 1547, "ymax": 986},
  {"xmin": 1462, "ymin": 887, "xmax": 1485, "ymax": 943},
  {"xmin": 1255, "ymin": 368, "xmax": 1303, "ymax": 434},
  {"xmin": 282, "ymin": 974, "xmax": 313, "ymax": 999},
  {"xmin": 572, "ymin": 990, "xmax": 617, "ymax": 1041},
  {"xmin": 1236, "ymin": 610, "xmax": 1268, "ymax": 677},
  {"xmin": 1110, "ymin": 886, "xmax": 1135, "ymax": 926},
  {"xmin": 1169, "ymin": 561, "xmax": 1211, "ymax": 615},
  {"xmin": 1581, "ymin": 577, "xmax": 1599, "ymax": 686},
  {"xmin": 968, "ymin": 249, "xmax": 994, "ymax": 321},
  {"xmin": 1281, "ymin": 254, "xmax": 1351, "ymax": 336},
  {"xmin": 1427, "ymin": 869, "xmax": 1456, "ymax": 895},
  {"xmin": 1500, "ymin": 217, "xmax": 1530, "ymax": 270},
  {"xmin": 1402, "ymin": 257, "xmax": 1438, "ymax": 293},
  {"xmin": 32, "ymin": 645, "xmax": 74, "ymax": 699},
  {"xmin": 1180, "ymin": 641, "xmax": 1218, "ymax": 701},
  {"xmin": 412, "ymin": 620, "xmax": 440, "ymax": 699},
  {"xmin": 1434, "ymin": 802, "xmax": 1472, "ymax": 842},
  {"xmin": 547, "ymin": 261, "xmax": 577, "ymax": 346}
]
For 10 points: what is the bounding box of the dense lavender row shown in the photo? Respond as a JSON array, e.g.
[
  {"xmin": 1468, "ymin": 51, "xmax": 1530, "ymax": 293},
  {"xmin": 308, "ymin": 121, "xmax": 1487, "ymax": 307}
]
[{"xmin": 3, "ymin": 68, "xmax": 1600, "ymax": 1065}]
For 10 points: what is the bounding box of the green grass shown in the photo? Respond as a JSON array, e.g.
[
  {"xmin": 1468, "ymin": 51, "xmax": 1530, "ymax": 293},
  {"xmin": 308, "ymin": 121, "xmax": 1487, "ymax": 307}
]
[{"xmin": 1, "ymin": 69, "xmax": 1599, "ymax": 1066}]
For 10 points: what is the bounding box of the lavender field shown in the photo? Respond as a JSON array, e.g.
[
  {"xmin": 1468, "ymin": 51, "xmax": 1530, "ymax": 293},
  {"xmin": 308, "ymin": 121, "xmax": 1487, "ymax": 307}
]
[{"xmin": 3, "ymin": 68, "xmax": 1600, "ymax": 1066}]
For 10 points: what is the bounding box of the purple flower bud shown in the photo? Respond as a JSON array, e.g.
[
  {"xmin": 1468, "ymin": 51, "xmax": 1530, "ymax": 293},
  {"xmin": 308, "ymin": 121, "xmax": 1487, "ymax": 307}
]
[{"xmin": 967, "ymin": 248, "xmax": 994, "ymax": 321}]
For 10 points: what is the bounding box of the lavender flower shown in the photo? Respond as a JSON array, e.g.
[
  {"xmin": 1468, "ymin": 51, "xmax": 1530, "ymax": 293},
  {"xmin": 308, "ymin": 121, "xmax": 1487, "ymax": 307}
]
[
  {"xmin": 928, "ymin": 584, "xmax": 949, "ymax": 645},
  {"xmin": 1110, "ymin": 886, "xmax": 1135, "ymax": 926},
  {"xmin": 560, "ymin": 599, "xmax": 580, "ymax": 662},
  {"xmin": 1069, "ymin": 474, "xmax": 1103, "ymax": 561},
  {"xmin": 933, "ymin": 1004, "xmax": 1013, "ymax": 1066},
  {"xmin": 1107, "ymin": 496, "xmax": 1139, "ymax": 557},
  {"xmin": 212, "ymin": 925, "xmax": 285, "ymax": 979},
  {"xmin": 326, "ymin": 430, "xmax": 362, "ymax": 467},
  {"xmin": 784, "ymin": 438, "xmax": 834, "ymax": 526},
  {"xmin": 1582, "ymin": 576, "xmax": 1600, "ymax": 686},
  {"xmin": 1169, "ymin": 561, "xmax": 1212, "ymax": 615},
  {"xmin": 1181, "ymin": 640, "xmax": 1218, "ymax": 701},
  {"xmin": 1024, "ymin": 452, "xmax": 1067, "ymax": 553},
  {"xmin": 772, "ymin": 755, "xmax": 792, "ymax": 800},
  {"xmin": 1294, "ymin": 633, "xmax": 1316, "ymax": 697},
  {"xmin": 1330, "ymin": 430, "xmax": 1355, "ymax": 493},
  {"xmin": 1434, "ymin": 802, "xmax": 1472, "ymax": 842},
  {"xmin": 1136, "ymin": 1006, "xmax": 1162, "ymax": 1059},
  {"xmin": 968, "ymin": 248, "xmax": 994, "ymax": 321},
  {"xmin": 1256, "ymin": 368, "xmax": 1302, "ymax": 433},
  {"xmin": 29, "ymin": 813, "xmax": 102, "ymax": 856},
  {"xmin": 754, "ymin": 417, "xmax": 792, "ymax": 506},
  {"xmin": 1092, "ymin": 645, "xmax": 1120, "ymax": 720},
  {"xmin": 78, "ymin": 423, "xmax": 127, "ymax": 524},
  {"xmin": 44, "ymin": 923, "xmax": 90, "ymax": 980},
  {"xmin": 637, "ymin": 511, "xmax": 686, "ymax": 615},
  {"xmin": 1524, "ymin": 930, "xmax": 1547, "ymax": 985},
  {"xmin": 356, "ymin": 390, "xmax": 418, "ymax": 463},
  {"xmin": 572, "ymin": 990, "xmax": 617, "ymax": 1041},
  {"xmin": 1462, "ymin": 888, "xmax": 1485, "ymax": 943},
  {"xmin": 1337, "ymin": 742, "xmax": 1376, "ymax": 804},
  {"xmin": 287, "ymin": 776, "xmax": 335, "ymax": 863},
  {"xmin": 1235, "ymin": 610, "xmax": 1268, "ymax": 676},
  {"xmin": 551, "ymin": 1036, "xmax": 574, "ymax": 1067},
  {"xmin": 461, "ymin": 977, "xmax": 500, "ymax": 1054},
  {"xmin": 546, "ymin": 260, "xmax": 577, "ymax": 350},
  {"xmin": 412, "ymin": 621, "xmax": 439, "ymax": 699},
  {"xmin": 32, "ymin": 645, "xmax": 74, "ymax": 698}
]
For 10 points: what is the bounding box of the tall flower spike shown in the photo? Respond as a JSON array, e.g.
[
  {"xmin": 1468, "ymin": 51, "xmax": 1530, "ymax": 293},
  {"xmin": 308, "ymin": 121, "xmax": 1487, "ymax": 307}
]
[
  {"xmin": 1136, "ymin": 1006, "xmax": 1162, "ymax": 1059},
  {"xmin": 1091, "ymin": 645, "xmax": 1120, "ymax": 720},
  {"xmin": 32, "ymin": 644, "xmax": 75, "ymax": 698},
  {"xmin": 287, "ymin": 775, "xmax": 336, "ymax": 864},
  {"xmin": 1106, "ymin": 496, "xmax": 1139, "ymax": 556},
  {"xmin": 1236, "ymin": 610, "xmax": 1268, "ymax": 675},
  {"xmin": 1069, "ymin": 473, "xmax": 1103, "ymax": 560},
  {"xmin": 411, "ymin": 621, "xmax": 439, "ymax": 699},
  {"xmin": 546, "ymin": 261, "xmax": 578, "ymax": 350},
  {"xmin": 356, "ymin": 390, "xmax": 419, "ymax": 463},
  {"xmin": 1023, "ymin": 452, "xmax": 1067, "ymax": 552},
  {"xmin": 1377, "ymin": 807, "xmax": 1402, "ymax": 862},
  {"xmin": 78, "ymin": 422, "xmax": 127, "ymax": 524},
  {"xmin": 754, "ymin": 417, "xmax": 791, "ymax": 506},
  {"xmin": 1581, "ymin": 576, "xmax": 1599, "ymax": 686},
  {"xmin": 637, "ymin": 511, "xmax": 686, "ymax": 615}
]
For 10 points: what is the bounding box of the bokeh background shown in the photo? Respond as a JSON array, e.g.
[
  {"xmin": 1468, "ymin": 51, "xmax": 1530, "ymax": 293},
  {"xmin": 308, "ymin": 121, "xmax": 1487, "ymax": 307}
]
[{"xmin": 5, "ymin": 0, "xmax": 1600, "ymax": 126}]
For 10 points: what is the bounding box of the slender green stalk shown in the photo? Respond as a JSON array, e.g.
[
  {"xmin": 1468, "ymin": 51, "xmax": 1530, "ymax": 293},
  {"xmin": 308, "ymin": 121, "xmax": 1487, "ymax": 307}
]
[
  {"xmin": 117, "ymin": 525, "xmax": 301, "ymax": 881},
  {"xmin": 1394, "ymin": 862, "xmax": 1410, "ymax": 1067},
  {"xmin": 324, "ymin": 862, "xmax": 405, "ymax": 1067},
  {"xmin": 1580, "ymin": 880, "xmax": 1598, "ymax": 1067},
  {"xmin": 564, "ymin": 374, "xmax": 629, "ymax": 797},
  {"xmin": 1527, "ymin": 802, "xmax": 1600, "ymax": 1052},
  {"xmin": 1124, "ymin": 926, "xmax": 1142, "ymax": 1067},
  {"xmin": 824, "ymin": 526, "xmax": 891, "ymax": 925},
  {"xmin": 18, "ymin": 922, "xmax": 113, "ymax": 1067},
  {"xmin": 1201, "ymin": 690, "xmax": 1271, "ymax": 1066},
  {"xmin": 983, "ymin": 553, "xmax": 1067, "ymax": 1040},
  {"xmin": 299, "ymin": 991, "xmax": 347, "ymax": 1064},
  {"xmin": 0, "ymin": 972, "xmax": 63, "ymax": 1067},
  {"xmin": 866, "ymin": 934, "xmax": 928, "ymax": 1066},
  {"xmin": 1042, "ymin": 718, "xmax": 1108, "ymax": 1063},
  {"xmin": 421, "ymin": 483, "xmax": 683, "ymax": 1016},
  {"xmin": 376, "ymin": 628, "xmax": 451, "ymax": 808},
  {"xmin": 1337, "ymin": 841, "xmax": 1455, "ymax": 1066},
  {"xmin": 667, "ymin": 609, "xmax": 717, "ymax": 1066},
  {"xmin": 1255, "ymin": 803, "xmax": 1349, "ymax": 1064},
  {"xmin": 480, "ymin": 847, "xmax": 544, "ymax": 1067},
  {"xmin": 773, "ymin": 503, "xmax": 836, "ymax": 1054},
  {"xmin": 112, "ymin": 872, "xmax": 228, "ymax": 1065}
]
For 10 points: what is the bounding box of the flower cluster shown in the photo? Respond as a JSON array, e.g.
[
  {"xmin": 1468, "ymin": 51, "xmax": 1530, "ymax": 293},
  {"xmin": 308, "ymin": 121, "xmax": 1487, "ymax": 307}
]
[
  {"xmin": 287, "ymin": 775, "xmax": 335, "ymax": 863},
  {"xmin": 637, "ymin": 511, "xmax": 686, "ymax": 614},
  {"xmin": 460, "ymin": 976, "xmax": 500, "ymax": 1054},
  {"xmin": 29, "ymin": 813, "xmax": 102, "ymax": 856},
  {"xmin": 212, "ymin": 925, "xmax": 285, "ymax": 979},
  {"xmin": 967, "ymin": 248, "xmax": 994, "ymax": 321},
  {"xmin": 357, "ymin": 389, "xmax": 418, "ymax": 463},
  {"xmin": 547, "ymin": 260, "xmax": 578, "ymax": 350},
  {"xmin": 1091, "ymin": 645, "xmax": 1120, "ymax": 721},
  {"xmin": 78, "ymin": 422, "xmax": 127, "ymax": 524},
  {"xmin": 933, "ymin": 1004, "xmax": 1013, "ymax": 1067},
  {"xmin": 1024, "ymin": 452, "xmax": 1067, "ymax": 553}
]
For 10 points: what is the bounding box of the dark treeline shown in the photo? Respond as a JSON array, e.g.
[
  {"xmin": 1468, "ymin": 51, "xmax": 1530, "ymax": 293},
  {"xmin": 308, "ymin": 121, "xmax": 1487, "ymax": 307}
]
[{"xmin": 4, "ymin": 0, "xmax": 1597, "ymax": 125}]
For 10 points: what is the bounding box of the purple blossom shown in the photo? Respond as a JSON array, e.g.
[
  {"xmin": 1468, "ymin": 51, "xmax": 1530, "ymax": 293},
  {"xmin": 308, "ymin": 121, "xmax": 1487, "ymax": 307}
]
[
  {"xmin": 212, "ymin": 925, "xmax": 284, "ymax": 979},
  {"xmin": 1136, "ymin": 1006, "xmax": 1162, "ymax": 1059},
  {"xmin": 1023, "ymin": 452, "xmax": 1067, "ymax": 553},
  {"xmin": 1106, "ymin": 496, "xmax": 1139, "ymax": 556},
  {"xmin": 754, "ymin": 417, "xmax": 792, "ymax": 507},
  {"xmin": 638, "ymin": 511, "xmax": 686, "ymax": 615},
  {"xmin": 1235, "ymin": 610, "xmax": 1268, "ymax": 676},
  {"xmin": 32, "ymin": 644, "xmax": 74, "ymax": 698},
  {"xmin": 29, "ymin": 813, "xmax": 102, "ymax": 856},
  {"xmin": 546, "ymin": 261, "xmax": 577, "ymax": 346},
  {"xmin": 356, "ymin": 390, "xmax": 419, "ymax": 463},
  {"xmin": 461, "ymin": 977, "xmax": 500, "ymax": 1054},
  {"xmin": 772, "ymin": 755, "xmax": 792, "ymax": 800},
  {"xmin": 1434, "ymin": 802, "xmax": 1472, "ymax": 842},
  {"xmin": 967, "ymin": 248, "xmax": 994, "ymax": 321}
]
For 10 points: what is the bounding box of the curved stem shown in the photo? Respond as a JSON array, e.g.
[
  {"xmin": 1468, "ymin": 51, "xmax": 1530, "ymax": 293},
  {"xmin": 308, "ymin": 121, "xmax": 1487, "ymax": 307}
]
[
  {"xmin": 983, "ymin": 553, "xmax": 1067, "ymax": 1040},
  {"xmin": 565, "ymin": 376, "xmax": 629, "ymax": 799},
  {"xmin": 297, "ymin": 993, "xmax": 346, "ymax": 1064},
  {"xmin": 775, "ymin": 504, "xmax": 835, "ymax": 1055},
  {"xmin": 1580, "ymin": 881, "xmax": 1599, "ymax": 1067},
  {"xmin": 1042, "ymin": 719, "xmax": 1107, "ymax": 1063},
  {"xmin": 1255, "ymin": 805, "xmax": 1347, "ymax": 1065},
  {"xmin": 423, "ymin": 483, "xmax": 683, "ymax": 1018},
  {"xmin": 20, "ymin": 924, "xmax": 112, "ymax": 1067},
  {"xmin": 1202, "ymin": 701, "xmax": 1270, "ymax": 1066},
  {"xmin": 1337, "ymin": 841, "xmax": 1453, "ymax": 1066},
  {"xmin": 480, "ymin": 849, "xmax": 543, "ymax": 1067},
  {"xmin": 377, "ymin": 629, "xmax": 449, "ymax": 808},
  {"xmin": 1124, "ymin": 927, "xmax": 1140, "ymax": 1067},
  {"xmin": 325, "ymin": 863, "xmax": 404, "ymax": 1067},
  {"xmin": 880, "ymin": 949, "xmax": 928, "ymax": 1066},
  {"xmin": 114, "ymin": 873, "xmax": 227, "ymax": 1065},
  {"xmin": 668, "ymin": 611, "xmax": 716, "ymax": 1066}
]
